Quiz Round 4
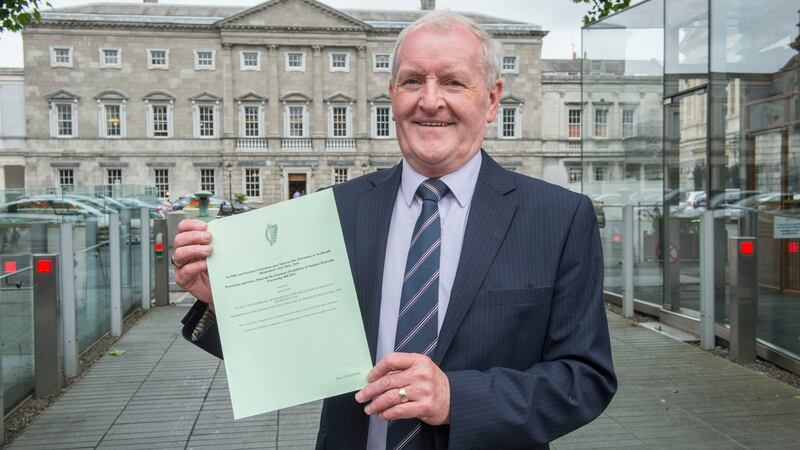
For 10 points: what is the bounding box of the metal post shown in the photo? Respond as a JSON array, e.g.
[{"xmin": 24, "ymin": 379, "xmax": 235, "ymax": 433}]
[
  {"xmin": 59, "ymin": 223, "xmax": 78, "ymax": 378},
  {"xmin": 33, "ymin": 254, "xmax": 62, "ymax": 397},
  {"xmin": 700, "ymin": 210, "xmax": 716, "ymax": 350},
  {"xmin": 85, "ymin": 218, "xmax": 99, "ymax": 337},
  {"xmin": 728, "ymin": 237, "xmax": 758, "ymax": 363},
  {"xmin": 0, "ymin": 311, "xmax": 3, "ymax": 444},
  {"xmin": 31, "ymin": 222, "xmax": 48, "ymax": 253},
  {"xmin": 110, "ymin": 213, "xmax": 122, "ymax": 336},
  {"xmin": 140, "ymin": 207, "xmax": 151, "ymax": 310},
  {"xmin": 154, "ymin": 219, "xmax": 169, "ymax": 307},
  {"xmin": 622, "ymin": 204, "xmax": 634, "ymax": 318}
]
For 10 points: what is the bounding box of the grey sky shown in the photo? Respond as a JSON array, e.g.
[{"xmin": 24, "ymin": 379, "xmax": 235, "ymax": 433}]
[{"xmin": 0, "ymin": 0, "xmax": 592, "ymax": 68}]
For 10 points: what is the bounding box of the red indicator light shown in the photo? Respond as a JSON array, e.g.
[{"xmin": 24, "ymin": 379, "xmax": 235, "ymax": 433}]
[
  {"xmin": 788, "ymin": 242, "xmax": 799, "ymax": 254},
  {"xmin": 740, "ymin": 241, "xmax": 754, "ymax": 255},
  {"xmin": 155, "ymin": 243, "xmax": 164, "ymax": 251},
  {"xmin": 4, "ymin": 261, "xmax": 17, "ymax": 273},
  {"xmin": 612, "ymin": 234, "xmax": 622, "ymax": 242},
  {"xmin": 37, "ymin": 259, "xmax": 53, "ymax": 273}
]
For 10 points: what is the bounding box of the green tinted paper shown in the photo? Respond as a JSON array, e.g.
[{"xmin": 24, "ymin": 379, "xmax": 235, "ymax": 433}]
[{"xmin": 206, "ymin": 189, "xmax": 371, "ymax": 419}]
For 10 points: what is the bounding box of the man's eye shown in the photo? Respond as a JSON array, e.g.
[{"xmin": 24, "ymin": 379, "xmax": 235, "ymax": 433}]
[
  {"xmin": 445, "ymin": 80, "xmax": 465, "ymax": 87},
  {"xmin": 402, "ymin": 79, "xmax": 421, "ymax": 86}
]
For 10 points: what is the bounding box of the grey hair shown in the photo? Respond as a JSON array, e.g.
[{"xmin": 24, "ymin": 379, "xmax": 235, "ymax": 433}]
[{"xmin": 390, "ymin": 11, "xmax": 502, "ymax": 90}]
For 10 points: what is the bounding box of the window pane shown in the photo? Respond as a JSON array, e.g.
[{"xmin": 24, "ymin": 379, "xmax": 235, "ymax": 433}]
[
  {"xmin": 332, "ymin": 106, "xmax": 347, "ymax": 137},
  {"xmin": 197, "ymin": 51, "xmax": 213, "ymax": 66},
  {"xmin": 245, "ymin": 169, "xmax": 260, "ymax": 197},
  {"xmin": 502, "ymin": 108, "xmax": 516, "ymax": 137},
  {"xmin": 107, "ymin": 169, "xmax": 122, "ymax": 185},
  {"xmin": 289, "ymin": 106, "xmax": 304, "ymax": 137},
  {"xmin": 243, "ymin": 52, "xmax": 258, "ymax": 66},
  {"xmin": 334, "ymin": 168, "xmax": 348, "ymax": 184},
  {"xmin": 200, "ymin": 169, "xmax": 216, "ymax": 194},
  {"xmin": 375, "ymin": 106, "xmax": 390, "ymax": 137},
  {"xmin": 59, "ymin": 169, "xmax": 75, "ymax": 190},
  {"xmin": 105, "ymin": 104, "xmax": 121, "ymax": 136},
  {"xmin": 375, "ymin": 54, "xmax": 390, "ymax": 69},
  {"xmin": 594, "ymin": 108, "xmax": 608, "ymax": 137},
  {"xmin": 57, "ymin": 104, "xmax": 73, "ymax": 136},
  {"xmin": 151, "ymin": 50, "xmax": 166, "ymax": 65},
  {"xmin": 154, "ymin": 169, "xmax": 169, "ymax": 198},
  {"xmin": 54, "ymin": 48, "xmax": 70, "ymax": 64},
  {"xmin": 244, "ymin": 106, "xmax": 260, "ymax": 137},
  {"xmin": 332, "ymin": 53, "xmax": 347, "ymax": 68},
  {"xmin": 288, "ymin": 53, "xmax": 303, "ymax": 68},
  {"xmin": 199, "ymin": 105, "xmax": 215, "ymax": 136},
  {"xmin": 568, "ymin": 109, "xmax": 582, "ymax": 138},
  {"xmin": 502, "ymin": 56, "xmax": 517, "ymax": 70},
  {"xmin": 152, "ymin": 105, "xmax": 169, "ymax": 137},
  {"xmin": 622, "ymin": 109, "xmax": 635, "ymax": 137},
  {"xmin": 103, "ymin": 49, "xmax": 118, "ymax": 65}
]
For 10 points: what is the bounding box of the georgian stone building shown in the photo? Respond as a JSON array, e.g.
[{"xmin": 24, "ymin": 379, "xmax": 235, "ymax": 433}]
[
  {"xmin": 21, "ymin": 0, "xmax": 547, "ymax": 204},
  {"xmin": 0, "ymin": 68, "xmax": 26, "ymax": 193}
]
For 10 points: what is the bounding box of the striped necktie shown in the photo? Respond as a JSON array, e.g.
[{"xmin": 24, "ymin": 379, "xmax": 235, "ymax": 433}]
[{"xmin": 386, "ymin": 178, "xmax": 448, "ymax": 450}]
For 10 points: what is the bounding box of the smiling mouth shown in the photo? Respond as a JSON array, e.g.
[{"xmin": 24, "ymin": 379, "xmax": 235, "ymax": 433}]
[{"xmin": 414, "ymin": 121, "xmax": 454, "ymax": 127}]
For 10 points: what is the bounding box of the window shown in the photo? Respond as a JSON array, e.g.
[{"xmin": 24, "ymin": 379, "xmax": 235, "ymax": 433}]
[
  {"xmin": 645, "ymin": 164, "xmax": 662, "ymax": 181},
  {"xmin": 200, "ymin": 168, "xmax": 216, "ymax": 194},
  {"xmin": 330, "ymin": 52, "xmax": 349, "ymax": 72},
  {"xmin": 54, "ymin": 103, "xmax": 76, "ymax": 137},
  {"xmin": 193, "ymin": 103, "xmax": 218, "ymax": 138},
  {"xmin": 287, "ymin": 106, "xmax": 306, "ymax": 137},
  {"xmin": 244, "ymin": 168, "xmax": 260, "ymax": 198},
  {"xmin": 148, "ymin": 49, "xmax": 168, "ymax": 69},
  {"xmin": 240, "ymin": 51, "xmax": 260, "ymax": 71},
  {"xmin": 568, "ymin": 167, "xmax": 582, "ymax": 183},
  {"xmin": 373, "ymin": 54, "xmax": 390, "ymax": 72},
  {"xmin": 501, "ymin": 56, "xmax": 518, "ymax": 73},
  {"xmin": 58, "ymin": 169, "xmax": 75, "ymax": 191},
  {"xmin": 595, "ymin": 166, "xmax": 607, "ymax": 181},
  {"xmin": 100, "ymin": 48, "xmax": 121, "ymax": 68},
  {"xmin": 372, "ymin": 105, "xmax": 395, "ymax": 138},
  {"xmin": 594, "ymin": 108, "xmax": 608, "ymax": 138},
  {"xmin": 107, "ymin": 169, "xmax": 122, "ymax": 185},
  {"xmin": 286, "ymin": 52, "xmax": 305, "ymax": 71},
  {"xmin": 498, "ymin": 106, "xmax": 520, "ymax": 138},
  {"xmin": 568, "ymin": 109, "xmax": 581, "ymax": 139},
  {"xmin": 151, "ymin": 104, "xmax": 170, "ymax": 137},
  {"xmin": 243, "ymin": 105, "xmax": 261, "ymax": 137},
  {"xmin": 154, "ymin": 169, "xmax": 169, "ymax": 198},
  {"xmin": 51, "ymin": 47, "xmax": 73, "ymax": 67},
  {"xmin": 333, "ymin": 168, "xmax": 349, "ymax": 184},
  {"xmin": 622, "ymin": 109, "xmax": 635, "ymax": 138},
  {"xmin": 195, "ymin": 50, "xmax": 215, "ymax": 70},
  {"xmin": 330, "ymin": 106, "xmax": 349, "ymax": 137},
  {"xmin": 103, "ymin": 104, "xmax": 122, "ymax": 137}
]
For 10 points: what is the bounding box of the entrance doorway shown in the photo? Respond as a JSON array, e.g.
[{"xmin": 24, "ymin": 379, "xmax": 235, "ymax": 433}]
[{"xmin": 288, "ymin": 173, "xmax": 307, "ymax": 199}]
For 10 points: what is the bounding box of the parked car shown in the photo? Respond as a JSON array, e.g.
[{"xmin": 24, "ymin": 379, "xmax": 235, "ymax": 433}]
[
  {"xmin": 0, "ymin": 196, "xmax": 110, "ymax": 226},
  {"xmin": 172, "ymin": 194, "xmax": 251, "ymax": 214}
]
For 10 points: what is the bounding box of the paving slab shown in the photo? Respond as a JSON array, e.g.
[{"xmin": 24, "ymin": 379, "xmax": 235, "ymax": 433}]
[{"xmin": 6, "ymin": 306, "xmax": 800, "ymax": 449}]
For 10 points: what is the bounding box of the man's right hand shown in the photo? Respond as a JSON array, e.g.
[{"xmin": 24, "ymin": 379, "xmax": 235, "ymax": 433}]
[{"xmin": 173, "ymin": 219, "xmax": 214, "ymax": 309}]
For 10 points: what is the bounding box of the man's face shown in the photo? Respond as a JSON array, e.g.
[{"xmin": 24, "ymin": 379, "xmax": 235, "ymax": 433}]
[{"xmin": 389, "ymin": 24, "xmax": 503, "ymax": 178}]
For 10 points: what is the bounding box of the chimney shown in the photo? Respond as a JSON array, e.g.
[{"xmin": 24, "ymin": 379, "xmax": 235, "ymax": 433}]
[{"xmin": 421, "ymin": 0, "xmax": 435, "ymax": 11}]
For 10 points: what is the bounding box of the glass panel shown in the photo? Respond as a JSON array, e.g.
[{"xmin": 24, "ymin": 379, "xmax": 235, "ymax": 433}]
[
  {"xmin": 74, "ymin": 219, "xmax": 111, "ymax": 354},
  {"xmin": 582, "ymin": 0, "xmax": 665, "ymax": 305}
]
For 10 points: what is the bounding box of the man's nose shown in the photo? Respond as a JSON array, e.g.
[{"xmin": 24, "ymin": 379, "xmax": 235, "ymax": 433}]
[{"xmin": 418, "ymin": 81, "xmax": 444, "ymax": 112}]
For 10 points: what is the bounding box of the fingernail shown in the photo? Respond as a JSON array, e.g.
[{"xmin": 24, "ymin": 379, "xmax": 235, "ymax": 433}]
[
  {"xmin": 202, "ymin": 232, "xmax": 211, "ymax": 241},
  {"xmin": 355, "ymin": 391, "xmax": 362, "ymax": 402}
]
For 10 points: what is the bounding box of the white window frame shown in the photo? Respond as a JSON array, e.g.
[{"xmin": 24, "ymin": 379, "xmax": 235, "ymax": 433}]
[
  {"xmin": 193, "ymin": 102, "xmax": 220, "ymax": 138},
  {"xmin": 568, "ymin": 167, "xmax": 582, "ymax": 184},
  {"xmin": 285, "ymin": 52, "xmax": 306, "ymax": 72},
  {"xmin": 58, "ymin": 168, "xmax": 75, "ymax": 191},
  {"xmin": 327, "ymin": 104, "xmax": 352, "ymax": 138},
  {"xmin": 239, "ymin": 103, "xmax": 265, "ymax": 138},
  {"xmin": 50, "ymin": 101, "xmax": 78, "ymax": 138},
  {"xmin": 333, "ymin": 167, "xmax": 349, "ymax": 184},
  {"xmin": 329, "ymin": 52, "xmax": 350, "ymax": 72},
  {"xmin": 240, "ymin": 51, "xmax": 261, "ymax": 71},
  {"xmin": 194, "ymin": 49, "xmax": 216, "ymax": 71},
  {"xmin": 594, "ymin": 108, "xmax": 609, "ymax": 138},
  {"xmin": 107, "ymin": 168, "xmax": 123, "ymax": 186},
  {"xmin": 497, "ymin": 106, "xmax": 521, "ymax": 139},
  {"xmin": 99, "ymin": 47, "xmax": 121, "ymax": 68},
  {"xmin": 153, "ymin": 168, "xmax": 170, "ymax": 198},
  {"xmin": 199, "ymin": 168, "xmax": 217, "ymax": 194},
  {"xmin": 568, "ymin": 108, "xmax": 582, "ymax": 140},
  {"xmin": 501, "ymin": 55, "xmax": 518, "ymax": 74},
  {"xmin": 50, "ymin": 46, "xmax": 73, "ymax": 68},
  {"xmin": 98, "ymin": 102, "xmax": 126, "ymax": 138},
  {"xmin": 373, "ymin": 53, "xmax": 391, "ymax": 72},
  {"xmin": 594, "ymin": 166, "xmax": 607, "ymax": 182},
  {"xmin": 146, "ymin": 102, "xmax": 173, "ymax": 138},
  {"xmin": 622, "ymin": 109, "xmax": 635, "ymax": 138},
  {"xmin": 284, "ymin": 104, "xmax": 309, "ymax": 137},
  {"xmin": 371, "ymin": 104, "xmax": 396, "ymax": 139},
  {"xmin": 147, "ymin": 48, "xmax": 169, "ymax": 70},
  {"xmin": 243, "ymin": 168, "xmax": 262, "ymax": 201}
]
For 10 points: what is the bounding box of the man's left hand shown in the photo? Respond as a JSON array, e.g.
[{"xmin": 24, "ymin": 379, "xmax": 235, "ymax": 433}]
[{"xmin": 355, "ymin": 352, "xmax": 450, "ymax": 426}]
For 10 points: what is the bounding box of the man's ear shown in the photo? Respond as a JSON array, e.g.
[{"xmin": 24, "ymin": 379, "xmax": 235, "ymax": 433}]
[
  {"xmin": 485, "ymin": 79, "xmax": 503, "ymax": 123},
  {"xmin": 388, "ymin": 82, "xmax": 396, "ymax": 120}
]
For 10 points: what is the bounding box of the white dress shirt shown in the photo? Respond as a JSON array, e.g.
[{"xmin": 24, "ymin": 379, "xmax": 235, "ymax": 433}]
[{"xmin": 366, "ymin": 151, "xmax": 482, "ymax": 450}]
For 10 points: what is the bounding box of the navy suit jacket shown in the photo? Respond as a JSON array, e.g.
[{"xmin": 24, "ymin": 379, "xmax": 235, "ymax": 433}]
[{"xmin": 182, "ymin": 150, "xmax": 616, "ymax": 449}]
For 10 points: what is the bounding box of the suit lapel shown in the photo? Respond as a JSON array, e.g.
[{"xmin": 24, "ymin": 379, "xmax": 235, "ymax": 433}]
[
  {"xmin": 433, "ymin": 152, "xmax": 518, "ymax": 365},
  {"xmin": 356, "ymin": 165, "xmax": 402, "ymax": 363}
]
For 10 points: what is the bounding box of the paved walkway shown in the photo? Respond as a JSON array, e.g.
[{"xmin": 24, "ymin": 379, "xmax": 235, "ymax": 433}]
[{"xmin": 7, "ymin": 303, "xmax": 800, "ymax": 449}]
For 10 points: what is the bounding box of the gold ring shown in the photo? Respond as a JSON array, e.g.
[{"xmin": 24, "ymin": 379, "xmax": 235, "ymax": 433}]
[
  {"xmin": 171, "ymin": 255, "xmax": 184, "ymax": 269},
  {"xmin": 398, "ymin": 387, "xmax": 408, "ymax": 403}
]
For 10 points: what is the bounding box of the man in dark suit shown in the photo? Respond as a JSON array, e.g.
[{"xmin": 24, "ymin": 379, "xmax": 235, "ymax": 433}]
[{"xmin": 173, "ymin": 11, "xmax": 616, "ymax": 449}]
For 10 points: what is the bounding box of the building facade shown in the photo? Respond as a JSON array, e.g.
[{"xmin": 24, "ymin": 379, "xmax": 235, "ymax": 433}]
[
  {"xmin": 0, "ymin": 68, "xmax": 26, "ymax": 193},
  {"xmin": 21, "ymin": 0, "xmax": 551, "ymax": 204}
]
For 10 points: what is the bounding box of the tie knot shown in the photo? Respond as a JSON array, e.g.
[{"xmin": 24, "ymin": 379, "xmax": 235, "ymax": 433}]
[{"xmin": 417, "ymin": 178, "xmax": 448, "ymax": 202}]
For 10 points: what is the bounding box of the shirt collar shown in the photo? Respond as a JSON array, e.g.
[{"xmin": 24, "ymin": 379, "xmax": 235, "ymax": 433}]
[{"xmin": 400, "ymin": 151, "xmax": 482, "ymax": 208}]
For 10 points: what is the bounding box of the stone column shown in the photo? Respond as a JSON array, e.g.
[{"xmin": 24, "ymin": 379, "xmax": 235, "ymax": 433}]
[
  {"xmin": 222, "ymin": 44, "xmax": 234, "ymax": 138},
  {"xmin": 356, "ymin": 46, "xmax": 368, "ymax": 139},
  {"xmin": 268, "ymin": 44, "xmax": 280, "ymax": 138},
  {"xmin": 312, "ymin": 45, "xmax": 324, "ymax": 138}
]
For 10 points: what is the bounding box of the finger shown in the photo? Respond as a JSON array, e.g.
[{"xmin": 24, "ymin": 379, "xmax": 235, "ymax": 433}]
[
  {"xmin": 173, "ymin": 230, "xmax": 212, "ymax": 249},
  {"xmin": 178, "ymin": 219, "xmax": 208, "ymax": 233},
  {"xmin": 356, "ymin": 369, "xmax": 414, "ymax": 403},
  {"xmin": 379, "ymin": 402, "xmax": 424, "ymax": 421},
  {"xmin": 174, "ymin": 259, "xmax": 209, "ymax": 285},
  {"xmin": 368, "ymin": 352, "xmax": 420, "ymax": 382},
  {"xmin": 364, "ymin": 385, "xmax": 413, "ymax": 415},
  {"xmin": 172, "ymin": 244, "xmax": 212, "ymax": 267}
]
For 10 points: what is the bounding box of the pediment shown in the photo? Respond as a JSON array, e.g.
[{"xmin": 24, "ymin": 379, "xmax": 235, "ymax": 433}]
[
  {"xmin": 45, "ymin": 89, "xmax": 80, "ymax": 101},
  {"xmin": 280, "ymin": 91, "xmax": 312, "ymax": 103},
  {"xmin": 95, "ymin": 89, "xmax": 130, "ymax": 101},
  {"xmin": 218, "ymin": 0, "xmax": 370, "ymax": 31},
  {"xmin": 324, "ymin": 92, "xmax": 355, "ymax": 104},
  {"xmin": 235, "ymin": 91, "xmax": 268, "ymax": 103},
  {"xmin": 142, "ymin": 89, "xmax": 176, "ymax": 102},
  {"xmin": 189, "ymin": 91, "xmax": 223, "ymax": 103},
  {"xmin": 368, "ymin": 93, "xmax": 392, "ymax": 103},
  {"xmin": 500, "ymin": 94, "xmax": 525, "ymax": 105}
]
